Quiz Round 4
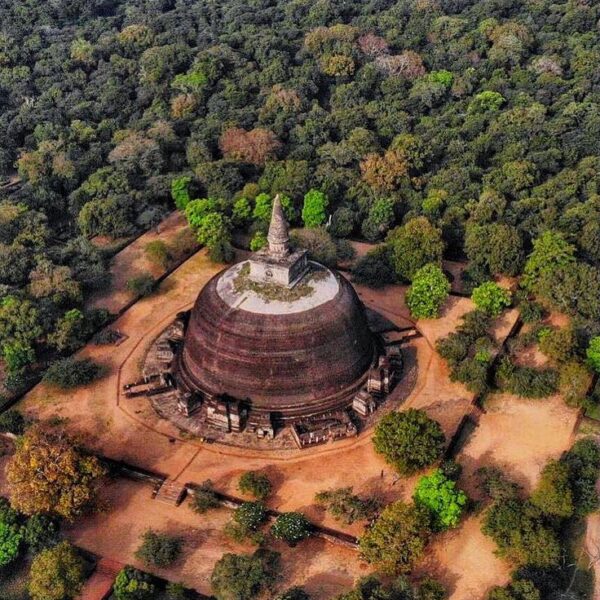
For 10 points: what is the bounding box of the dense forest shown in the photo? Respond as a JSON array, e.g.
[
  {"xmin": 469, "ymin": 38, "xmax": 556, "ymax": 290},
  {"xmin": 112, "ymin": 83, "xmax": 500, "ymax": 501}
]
[{"xmin": 1, "ymin": 0, "xmax": 600, "ymax": 387}]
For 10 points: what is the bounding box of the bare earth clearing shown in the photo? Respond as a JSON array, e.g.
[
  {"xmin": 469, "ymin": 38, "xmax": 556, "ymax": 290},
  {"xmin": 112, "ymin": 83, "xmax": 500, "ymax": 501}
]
[{"xmin": 2, "ymin": 238, "xmax": 585, "ymax": 599}]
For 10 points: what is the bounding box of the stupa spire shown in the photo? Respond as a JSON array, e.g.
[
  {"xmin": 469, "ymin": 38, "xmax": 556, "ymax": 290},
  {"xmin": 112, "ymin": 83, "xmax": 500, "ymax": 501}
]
[{"xmin": 267, "ymin": 194, "xmax": 290, "ymax": 258}]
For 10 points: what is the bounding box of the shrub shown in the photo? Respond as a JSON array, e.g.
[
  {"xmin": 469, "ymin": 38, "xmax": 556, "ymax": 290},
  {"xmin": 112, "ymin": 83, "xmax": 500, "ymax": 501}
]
[
  {"xmin": 276, "ymin": 587, "xmax": 311, "ymax": 600},
  {"xmin": 351, "ymin": 246, "xmax": 396, "ymax": 288},
  {"xmin": 476, "ymin": 467, "xmax": 521, "ymax": 502},
  {"xmin": 0, "ymin": 520, "xmax": 22, "ymax": 567},
  {"xmin": 519, "ymin": 299, "xmax": 544, "ymax": 324},
  {"xmin": 559, "ymin": 361, "xmax": 591, "ymax": 407},
  {"xmin": 301, "ymin": 189, "xmax": 328, "ymax": 228},
  {"xmin": 191, "ymin": 480, "xmax": 220, "ymax": 513},
  {"xmin": 413, "ymin": 469, "xmax": 468, "ymax": 530},
  {"xmin": 145, "ymin": 240, "xmax": 170, "ymax": 269},
  {"xmin": 250, "ymin": 230, "xmax": 267, "ymax": 251},
  {"xmin": 290, "ymin": 228, "xmax": 338, "ymax": 267},
  {"xmin": 373, "ymin": 409, "xmax": 445, "ymax": 475},
  {"xmin": 471, "ymin": 282, "xmax": 511, "ymax": 316},
  {"xmin": 586, "ymin": 337, "xmax": 600, "ymax": 373},
  {"xmin": 23, "ymin": 514, "xmax": 61, "ymax": 553},
  {"xmin": 225, "ymin": 501, "xmax": 268, "ymax": 544},
  {"xmin": 113, "ymin": 566, "xmax": 156, "ymax": 600},
  {"xmin": 406, "ymin": 264, "xmax": 450, "ymax": 319},
  {"xmin": 482, "ymin": 500, "xmax": 561, "ymax": 567},
  {"xmin": 561, "ymin": 438, "xmax": 600, "ymax": 516},
  {"xmin": 43, "ymin": 357, "xmax": 102, "ymax": 389},
  {"xmin": 530, "ymin": 460, "xmax": 573, "ymax": 518},
  {"xmin": 314, "ymin": 487, "xmax": 379, "ymax": 524},
  {"xmin": 28, "ymin": 541, "xmax": 85, "ymax": 600},
  {"xmin": 329, "ymin": 207, "xmax": 355, "ymax": 238},
  {"xmin": 166, "ymin": 582, "xmax": 187, "ymax": 600},
  {"xmin": 488, "ymin": 578, "xmax": 541, "ymax": 600},
  {"xmin": 0, "ymin": 409, "xmax": 27, "ymax": 435},
  {"xmin": 211, "ymin": 550, "xmax": 279, "ymax": 600},
  {"xmin": 359, "ymin": 501, "xmax": 431, "ymax": 574},
  {"xmin": 450, "ymin": 357, "xmax": 490, "ymax": 394},
  {"xmin": 126, "ymin": 274, "xmax": 155, "ymax": 297},
  {"xmin": 495, "ymin": 358, "xmax": 558, "ymax": 398},
  {"xmin": 271, "ymin": 512, "xmax": 312, "ymax": 545},
  {"xmin": 537, "ymin": 327, "xmax": 575, "ymax": 363},
  {"xmin": 238, "ymin": 471, "xmax": 272, "ymax": 500},
  {"xmin": 135, "ymin": 529, "xmax": 182, "ymax": 568}
]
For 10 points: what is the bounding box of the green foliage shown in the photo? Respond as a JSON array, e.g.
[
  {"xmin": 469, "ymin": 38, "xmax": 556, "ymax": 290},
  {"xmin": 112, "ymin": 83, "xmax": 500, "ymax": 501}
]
[
  {"xmin": 387, "ymin": 218, "xmax": 444, "ymax": 282},
  {"xmin": 561, "ymin": 438, "xmax": 600, "ymax": 516},
  {"xmin": 43, "ymin": 357, "xmax": 101, "ymax": 389},
  {"xmin": 335, "ymin": 575, "xmax": 445, "ymax": 600},
  {"xmin": 482, "ymin": 500, "xmax": 561, "ymax": 567},
  {"xmin": 586, "ymin": 337, "xmax": 600, "ymax": 373},
  {"xmin": 406, "ymin": 264, "xmax": 450, "ymax": 319},
  {"xmin": 558, "ymin": 361, "xmax": 591, "ymax": 407},
  {"xmin": 2, "ymin": 340, "xmax": 35, "ymax": 375},
  {"xmin": 191, "ymin": 480, "xmax": 220, "ymax": 514},
  {"xmin": 232, "ymin": 197, "xmax": 252, "ymax": 227},
  {"xmin": 0, "ymin": 410, "xmax": 27, "ymax": 435},
  {"xmin": 315, "ymin": 487, "xmax": 379, "ymax": 524},
  {"xmin": 135, "ymin": 529, "xmax": 182, "ymax": 568},
  {"xmin": 227, "ymin": 501, "xmax": 268, "ymax": 543},
  {"xmin": 413, "ymin": 469, "xmax": 468, "ymax": 530},
  {"xmin": 48, "ymin": 309, "xmax": 88, "ymax": 353},
  {"xmin": 373, "ymin": 409, "xmax": 445, "ymax": 475},
  {"xmin": 301, "ymin": 190, "xmax": 328, "ymax": 228},
  {"xmin": 488, "ymin": 579, "xmax": 541, "ymax": 600},
  {"xmin": 28, "ymin": 541, "xmax": 85, "ymax": 600},
  {"xmin": 537, "ymin": 327, "xmax": 575, "ymax": 363},
  {"xmin": 145, "ymin": 240, "xmax": 171, "ymax": 269},
  {"xmin": 351, "ymin": 246, "xmax": 396, "ymax": 288},
  {"xmin": 359, "ymin": 501, "xmax": 431, "ymax": 574},
  {"xmin": 23, "ymin": 514, "xmax": 61, "ymax": 553},
  {"xmin": 249, "ymin": 230, "xmax": 268, "ymax": 251},
  {"xmin": 276, "ymin": 587, "xmax": 311, "ymax": 600},
  {"xmin": 238, "ymin": 471, "xmax": 272, "ymax": 500},
  {"xmin": 471, "ymin": 282, "xmax": 511, "ymax": 316},
  {"xmin": 0, "ymin": 520, "xmax": 22, "ymax": 567},
  {"xmin": 329, "ymin": 207, "xmax": 356, "ymax": 238},
  {"xmin": 171, "ymin": 176, "xmax": 192, "ymax": 210},
  {"xmin": 361, "ymin": 198, "xmax": 396, "ymax": 242},
  {"xmin": 530, "ymin": 460, "xmax": 573, "ymax": 518},
  {"xmin": 113, "ymin": 566, "xmax": 156, "ymax": 600},
  {"xmin": 469, "ymin": 91, "xmax": 506, "ymax": 114},
  {"xmin": 495, "ymin": 358, "xmax": 558, "ymax": 398},
  {"xmin": 211, "ymin": 549, "xmax": 279, "ymax": 600},
  {"xmin": 476, "ymin": 467, "xmax": 521, "ymax": 502},
  {"xmin": 126, "ymin": 274, "xmax": 156, "ymax": 297},
  {"xmin": 270, "ymin": 512, "xmax": 312, "ymax": 545}
]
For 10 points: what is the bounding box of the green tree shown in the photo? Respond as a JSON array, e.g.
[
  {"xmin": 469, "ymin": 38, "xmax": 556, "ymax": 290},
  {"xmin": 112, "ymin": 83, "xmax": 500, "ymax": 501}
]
[
  {"xmin": 276, "ymin": 587, "xmax": 311, "ymax": 600},
  {"xmin": 530, "ymin": 460, "xmax": 574, "ymax": 518},
  {"xmin": 488, "ymin": 579, "xmax": 540, "ymax": 600},
  {"xmin": 0, "ymin": 296, "xmax": 42, "ymax": 348},
  {"xmin": 359, "ymin": 501, "xmax": 431, "ymax": 574},
  {"xmin": 271, "ymin": 512, "xmax": 312, "ymax": 545},
  {"xmin": 43, "ymin": 357, "xmax": 102, "ymax": 389},
  {"xmin": 211, "ymin": 550, "xmax": 279, "ymax": 600},
  {"xmin": 537, "ymin": 327, "xmax": 575, "ymax": 363},
  {"xmin": 23, "ymin": 514, "xmax": 61, "ymax": 553},
  {"xmin": 522, "ymin": 231, "xmax": 575, "ymax": 296},
  {"xmin": 171, "ymin": 176, "xmax": 192, "ymax": 210},
  {"xmin": 135, "ymin": 529, "xmax": 182, "ymax": 568},
  {"xmin": 387, "ymin": 217, "xmax": 444, "ymax": 282},
  {"xmin": 48, "ymin": 309, "xmax": 88, "ymax": 353},
  {"xmin": 238, "ymin": 472, "xmax": 272, "ymax": 500},
  {"xmin": 191, "ymin": 480, "xmax": 220, "ymax": 514},
  {"xmin": 2, "ymin": 340, "xmax": 35, "ymax": 375},
  {"xmin": 0, "ymin": 520, "xmax": 22, "ymax": 567},
  {"xmin": 302, "ymin": 189, "xmax": 329, "ymax": 228},
  {"xmin": 28, "ymin": 541, "xmax": 85, "ymax": 600},
  {"xmin": 471, "ymin": 282, "xmax": 511, "ymax": 316},
  {"xmin": 232, "ymin": 197, "xmax": 252, "ymax": 227},
  {"xmin": 413, "ymin": 469, "xmax": 468, "ymax": 530},
  {"xmin": 113, "ymin": 566, "xmax": 156, "ymax": 600},
  {"xmin": 406, "ymin": 264, "xmax": 450, "ymax": 319},
  {"xmin": 373, "ymin": 409, "xmax": 445, "ymax": 475},
  {"xmin": 586, "ymin": 337, "xmax": 600, "ymax": 373}
]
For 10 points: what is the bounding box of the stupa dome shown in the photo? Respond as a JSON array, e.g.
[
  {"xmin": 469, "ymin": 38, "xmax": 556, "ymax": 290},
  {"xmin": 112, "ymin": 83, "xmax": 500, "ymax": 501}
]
[{"xmin": 177, "ymin": 260, "xmax": 376, "ymax": 422}]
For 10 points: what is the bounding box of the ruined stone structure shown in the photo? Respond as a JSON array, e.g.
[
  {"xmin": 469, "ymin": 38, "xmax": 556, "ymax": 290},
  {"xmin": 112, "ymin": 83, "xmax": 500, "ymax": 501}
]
[{"xmin": 133, "ymin": 196, "xmax": 405, "ymax": 448}]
